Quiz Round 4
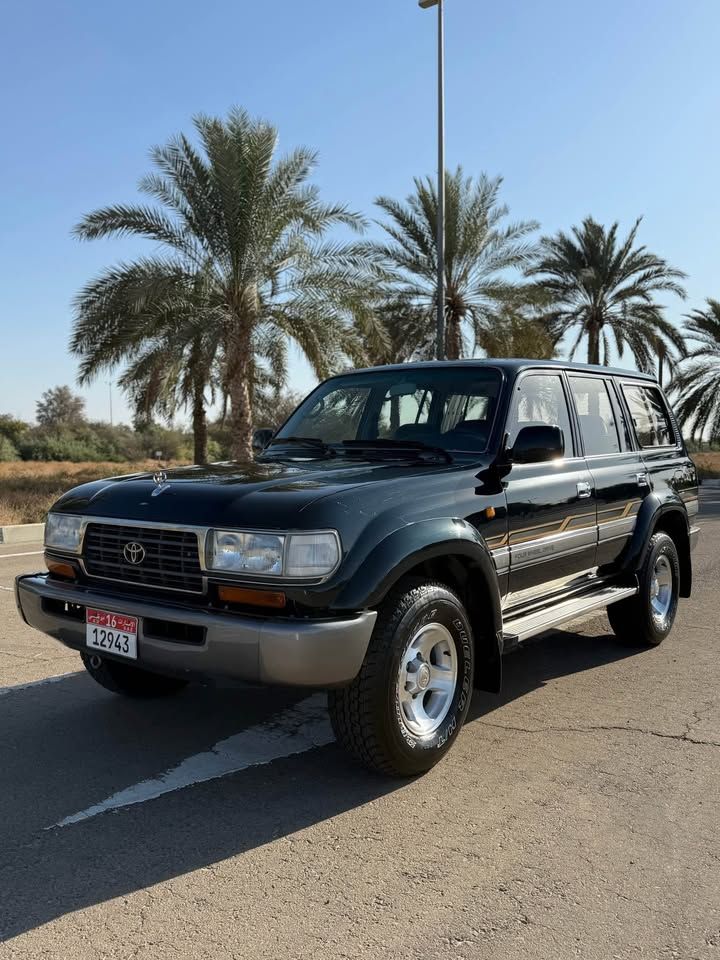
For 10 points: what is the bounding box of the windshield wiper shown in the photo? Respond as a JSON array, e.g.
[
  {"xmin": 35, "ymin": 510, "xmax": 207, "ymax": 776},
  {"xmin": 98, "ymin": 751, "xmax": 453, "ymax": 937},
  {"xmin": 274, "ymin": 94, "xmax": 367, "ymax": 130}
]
[
  {"xmin": 340, "ymin": 440, "xmax": 453, "ymax": 464},
  {"xmin": 264, "ymin": 436, "xmax": 337, "ymax": 458}
]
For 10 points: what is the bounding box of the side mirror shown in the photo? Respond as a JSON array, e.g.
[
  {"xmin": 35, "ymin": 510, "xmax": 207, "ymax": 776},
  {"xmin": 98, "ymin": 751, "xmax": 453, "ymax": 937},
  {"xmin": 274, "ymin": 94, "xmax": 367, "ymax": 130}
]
[
  {"xmin": 510, "ymin": 425, "xmax": 565, "ymax": 465},
  {"xmin": 252, "ymin": 428, "xmax": 274, "ymax": 453}
]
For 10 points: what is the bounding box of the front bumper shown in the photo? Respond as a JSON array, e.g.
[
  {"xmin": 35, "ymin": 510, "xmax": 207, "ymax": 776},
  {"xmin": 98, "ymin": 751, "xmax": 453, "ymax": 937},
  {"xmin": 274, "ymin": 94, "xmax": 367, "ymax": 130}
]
[{"xmin": 15, "ymin": 575, "xmax": 376, "ymax": 688}]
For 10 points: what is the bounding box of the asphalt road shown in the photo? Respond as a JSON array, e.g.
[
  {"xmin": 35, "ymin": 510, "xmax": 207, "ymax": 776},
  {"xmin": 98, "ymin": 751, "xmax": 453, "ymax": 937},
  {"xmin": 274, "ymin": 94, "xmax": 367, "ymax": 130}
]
[{"xmin": 1, "ymin": 496, "xmax": 719, "ymax": 959}]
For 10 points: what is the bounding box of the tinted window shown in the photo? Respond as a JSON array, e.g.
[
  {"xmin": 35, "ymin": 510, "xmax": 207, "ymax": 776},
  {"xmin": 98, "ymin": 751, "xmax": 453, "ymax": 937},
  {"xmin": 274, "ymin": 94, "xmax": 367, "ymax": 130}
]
[
  {"xmin": 295, "ymin": 385, "xmax": 371, "ymax": 442},
  {"xmin": 279, "ymin": 368, "xmax": 503, "ymax": 453},
  {"xmin": 509, "ymin": 374, "xmax": 573, "ymax": 455},
  {"xmin": 569, "ymin": 377, "xmax": 621, "ymax": 455},
  {"xmin": 441, "ymin": 392, "xmax": 490, "ymax": 432},
  {"xmin": 622, "ymin": 385, "xmax": 675, "ymax": 447},
  {"xmin": 378, "ymin": 388, "xmax": 431, "ymax": 438}
]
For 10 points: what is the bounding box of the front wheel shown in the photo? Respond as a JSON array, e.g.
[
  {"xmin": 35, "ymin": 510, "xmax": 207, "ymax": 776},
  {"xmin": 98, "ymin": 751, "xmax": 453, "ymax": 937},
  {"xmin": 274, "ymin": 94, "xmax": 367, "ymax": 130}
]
[
  {"xmin": 81, "ymin": 652, "xmax": 188, "ymax": 698},
  {"xmin": 328, "ymin": 579, "xmax": 474, "ymax": 777},
  {"xmin": 608, "ymin": 531, "xmax": 680, "ymax": 647}
]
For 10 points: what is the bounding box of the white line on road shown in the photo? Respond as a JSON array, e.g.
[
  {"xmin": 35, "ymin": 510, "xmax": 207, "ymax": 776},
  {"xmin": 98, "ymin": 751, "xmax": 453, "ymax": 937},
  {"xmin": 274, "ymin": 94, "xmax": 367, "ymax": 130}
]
[
  {"xmin": 51, "ymin": 694, "xmax": 334, "ymax": 829},
  {"xmin": 0, "ymin": 551, "xmax": 44, "ymax": 560},
  {"xmin": 0, "ymin": 672, "xmax": 80, "ymax": 698},
  {"xmin": 0, "ymin": 585, "xmax": 11, "ymax": 591}
]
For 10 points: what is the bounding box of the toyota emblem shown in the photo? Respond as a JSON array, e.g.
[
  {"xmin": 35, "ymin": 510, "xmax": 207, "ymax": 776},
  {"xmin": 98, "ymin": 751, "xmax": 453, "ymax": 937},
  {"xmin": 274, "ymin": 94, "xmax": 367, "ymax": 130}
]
[{"xmin": 123, "ymin": 542, "xmax": 146, "ymax": 565}]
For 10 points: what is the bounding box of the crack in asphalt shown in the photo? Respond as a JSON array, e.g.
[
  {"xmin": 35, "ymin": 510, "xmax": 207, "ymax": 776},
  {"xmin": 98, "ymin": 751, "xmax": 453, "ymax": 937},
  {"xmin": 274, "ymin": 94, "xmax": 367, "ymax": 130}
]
[{"xmin": 475, "ymin": 714, "xmax": 720, "ymax": 748}]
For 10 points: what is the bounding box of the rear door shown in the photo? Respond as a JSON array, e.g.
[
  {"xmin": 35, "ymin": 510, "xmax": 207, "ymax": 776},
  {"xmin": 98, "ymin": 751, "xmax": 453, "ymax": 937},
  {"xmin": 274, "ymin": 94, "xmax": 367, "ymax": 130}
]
[
  {"xmin": 503, "ymin": 371, "xmax": 597, "ymax": 606},
  {"xmin": 620, "ymin": 380, "xmax": 695, "ymax": 515},
  {"xmin": 567, "ymin": 374, "xmax": 648, "ymax": 570}
]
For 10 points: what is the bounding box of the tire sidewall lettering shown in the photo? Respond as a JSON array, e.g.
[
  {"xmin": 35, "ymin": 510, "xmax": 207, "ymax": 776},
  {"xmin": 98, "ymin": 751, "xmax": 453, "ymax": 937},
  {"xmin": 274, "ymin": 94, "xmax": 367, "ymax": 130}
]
[{"xmin": 393, "ymin": 595, "xmax": 474, "ymax": 756}]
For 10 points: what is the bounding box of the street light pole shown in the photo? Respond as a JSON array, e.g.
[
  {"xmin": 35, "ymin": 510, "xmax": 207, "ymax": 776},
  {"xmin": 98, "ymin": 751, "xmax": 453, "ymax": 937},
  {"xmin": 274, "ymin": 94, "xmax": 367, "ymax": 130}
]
[{"xmin": 419, "ymin": 0, "xmax": 446, "ymax": 361}]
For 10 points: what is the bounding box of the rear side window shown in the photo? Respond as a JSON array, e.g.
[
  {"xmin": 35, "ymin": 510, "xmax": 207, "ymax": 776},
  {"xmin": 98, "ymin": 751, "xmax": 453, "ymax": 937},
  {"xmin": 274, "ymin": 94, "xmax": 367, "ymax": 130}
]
[
  {"xmin": 568, "ymin": 377, "xmax": 621, "ymax": 455},
  {"xmin": 622, "ymin": 384, "xmax": 675, "ymax": 447}
]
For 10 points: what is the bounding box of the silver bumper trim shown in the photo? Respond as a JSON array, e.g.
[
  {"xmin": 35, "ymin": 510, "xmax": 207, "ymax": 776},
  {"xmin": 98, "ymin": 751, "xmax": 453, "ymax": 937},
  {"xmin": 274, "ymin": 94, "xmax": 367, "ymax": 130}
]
[{"xmin": 15, "ymin": 575, "xmax": 376, "ymax": 688}]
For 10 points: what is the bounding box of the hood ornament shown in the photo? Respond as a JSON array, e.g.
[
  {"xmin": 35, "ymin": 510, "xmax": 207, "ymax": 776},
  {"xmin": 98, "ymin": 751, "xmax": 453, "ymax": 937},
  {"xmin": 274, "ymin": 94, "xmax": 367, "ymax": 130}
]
[{"xmin": 151, "ymin": 469, "xmax": 170, "ymax": 497}]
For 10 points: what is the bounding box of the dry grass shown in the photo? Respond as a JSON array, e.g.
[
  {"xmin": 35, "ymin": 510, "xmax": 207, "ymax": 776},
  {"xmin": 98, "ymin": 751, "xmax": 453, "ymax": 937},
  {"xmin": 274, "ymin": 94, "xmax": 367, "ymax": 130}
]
[
  {"xmin": 690, "ymin": 451, "xmax": 720, "ymax": 481},
  {"xmin": 0, "ymin": 461, "xmax": 187, "ymax": 526},
  {"xmin": 2, "ymin": 451, "xmax": 718, "ymax": 528}
]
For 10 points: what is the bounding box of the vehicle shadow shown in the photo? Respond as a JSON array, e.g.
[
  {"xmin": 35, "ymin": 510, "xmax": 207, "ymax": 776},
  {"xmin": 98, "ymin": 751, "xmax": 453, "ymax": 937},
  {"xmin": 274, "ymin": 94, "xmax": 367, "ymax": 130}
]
[
  {"xmin": 469, "ymin": 621, "xmax": 641, "ymax": 720},
  {"xmin": 0, "ymin": 623, "xmax": 639, "ymax": 941}
]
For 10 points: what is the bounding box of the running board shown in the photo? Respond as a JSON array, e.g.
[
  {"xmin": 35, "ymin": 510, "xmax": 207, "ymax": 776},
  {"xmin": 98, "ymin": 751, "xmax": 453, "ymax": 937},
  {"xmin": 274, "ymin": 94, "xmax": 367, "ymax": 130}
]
[{"xmin": 502, "ymin": 585, "xmax": 638, "ymax": 645}]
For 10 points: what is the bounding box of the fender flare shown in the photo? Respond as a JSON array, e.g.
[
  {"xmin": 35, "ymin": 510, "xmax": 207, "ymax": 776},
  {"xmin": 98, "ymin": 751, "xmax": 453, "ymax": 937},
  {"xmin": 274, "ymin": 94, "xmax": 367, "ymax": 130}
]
[
  {"xmin": 619, "ymin": 493, "xmax": 691, "ymax": 591},
  {"xmin": 333, "ymin": 519, "xmax": 504, "ymax": 693}
]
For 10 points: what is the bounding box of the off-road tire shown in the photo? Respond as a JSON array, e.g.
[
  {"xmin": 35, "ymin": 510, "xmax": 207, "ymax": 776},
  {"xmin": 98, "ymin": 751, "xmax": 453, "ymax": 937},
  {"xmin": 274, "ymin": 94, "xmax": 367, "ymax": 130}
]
[
  {"xmin": 607, "ymin": 531, "xmax": 680, "ymax": 647},
  {"xmin": 328, "ymin": 578, "xmax": 474, "ymax": 777},
  {"xmin": 81, "ymin": 652, "xmax": 188, "ymax": 698}
]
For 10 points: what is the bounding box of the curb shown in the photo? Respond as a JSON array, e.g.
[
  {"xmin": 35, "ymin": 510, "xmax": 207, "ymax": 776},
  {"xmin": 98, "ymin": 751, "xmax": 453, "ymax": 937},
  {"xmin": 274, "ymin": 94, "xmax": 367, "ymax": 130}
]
[{"xmin": 0, "ymin": 523, "xmax": 45, "ymax": 545}]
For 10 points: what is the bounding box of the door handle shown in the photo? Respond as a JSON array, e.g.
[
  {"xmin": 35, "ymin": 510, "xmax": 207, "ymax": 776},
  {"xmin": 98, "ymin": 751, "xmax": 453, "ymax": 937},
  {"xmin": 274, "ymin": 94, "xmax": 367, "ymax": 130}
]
[
  {"xmin": 577, "ymin": 481, "xmax": 592, "ymax": 499},
  {"xmin": 636, "ymin": 473, "xmax": 650, "ymax": 488}
]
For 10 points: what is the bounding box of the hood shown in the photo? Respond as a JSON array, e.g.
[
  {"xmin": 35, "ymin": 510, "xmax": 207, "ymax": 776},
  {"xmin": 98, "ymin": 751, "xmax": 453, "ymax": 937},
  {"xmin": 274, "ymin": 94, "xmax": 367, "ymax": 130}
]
[{"xmin": 50, "ymin": 457, "xmax": 471, "ymax": 529}]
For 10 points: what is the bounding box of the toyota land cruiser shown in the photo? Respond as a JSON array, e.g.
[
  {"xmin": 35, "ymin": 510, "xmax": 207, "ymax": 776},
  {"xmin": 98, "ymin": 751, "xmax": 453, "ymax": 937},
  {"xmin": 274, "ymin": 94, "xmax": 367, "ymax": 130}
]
[{"xmin": 15, "ymin": 360, "xmax": 700, "ymax": 776}]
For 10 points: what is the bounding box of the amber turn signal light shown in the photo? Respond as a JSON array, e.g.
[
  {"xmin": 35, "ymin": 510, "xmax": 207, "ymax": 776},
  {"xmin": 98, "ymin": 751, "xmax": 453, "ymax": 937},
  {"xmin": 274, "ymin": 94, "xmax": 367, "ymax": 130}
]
[
  {"xmin": 217, "ymin": 585, "xmax": 287, "ymax": 608},
  {"xmin": 45, "ymin": 557, "xmax": 77, "ymax": 581}
]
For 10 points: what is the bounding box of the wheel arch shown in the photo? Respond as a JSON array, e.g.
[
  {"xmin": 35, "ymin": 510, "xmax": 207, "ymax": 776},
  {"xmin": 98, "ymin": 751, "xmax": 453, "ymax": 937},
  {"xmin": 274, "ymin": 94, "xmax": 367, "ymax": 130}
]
[
  {"xmin": 652, "ymin": 509, "xmax": 692, "ymax": 598},
  {"xmin": 621, "ymin": 496, "xmax": 692, "ymax": 598},
  {"xmin": 333, "ymin": 520, "xmax": 504, "ymax": 694}
]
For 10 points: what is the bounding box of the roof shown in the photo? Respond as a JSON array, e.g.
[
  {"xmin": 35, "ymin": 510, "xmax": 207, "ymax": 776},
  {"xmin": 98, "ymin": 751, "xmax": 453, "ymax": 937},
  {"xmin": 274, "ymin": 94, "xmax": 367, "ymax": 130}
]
[{"xmin": 344, "ymin": 358, "xmax": 656, "ymax": 381}]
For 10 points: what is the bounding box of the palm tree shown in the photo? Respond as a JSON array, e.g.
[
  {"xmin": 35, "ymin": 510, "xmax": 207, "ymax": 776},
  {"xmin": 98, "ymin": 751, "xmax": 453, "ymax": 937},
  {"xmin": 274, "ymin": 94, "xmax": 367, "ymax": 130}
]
[
  {"xmin": 72, "ymin": 108, "xmax": 372, "ymax": 460},
  {"xmin": 670, "ymin": 299, "xmax": 720, "ymax": 441},
  {"xmin": 72, "ymin": 263, "xmax": 220, "ymax": 462},
  {"xmin": 476, "ymin": 301, "xmax": 557, "ymax": 360},
  {"xmin": 369, "ymin": 169, "xmax": 539, "ymax": 360},
  {"xmin": 528, "ymin": 217, "xmax": 687, "ymax": 368}
]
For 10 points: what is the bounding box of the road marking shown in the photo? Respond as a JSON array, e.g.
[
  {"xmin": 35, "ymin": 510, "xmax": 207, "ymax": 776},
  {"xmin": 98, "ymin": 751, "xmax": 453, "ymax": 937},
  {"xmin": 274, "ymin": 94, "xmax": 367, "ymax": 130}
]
[
  {"xmin": 51, "ymin": 694, "xmax": 334, "ymax": 829},
  {"xmin": 0, "ymin": 585, "xmax": 11, "ymax": 591},
  {"xmin": 0, "ymin": 672, "xmax": 79, "ymax": 698},
  {"xmin": 0, "ymin": 550, "xmax": 44, "ymax": 560}
]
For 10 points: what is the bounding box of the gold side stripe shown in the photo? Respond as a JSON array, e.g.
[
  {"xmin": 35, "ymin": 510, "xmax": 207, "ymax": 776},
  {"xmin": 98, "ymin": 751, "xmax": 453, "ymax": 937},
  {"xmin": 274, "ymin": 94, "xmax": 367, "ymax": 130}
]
[{"xmin": 488, "ymin": 499, "xmax": 643, "ymax": 551}]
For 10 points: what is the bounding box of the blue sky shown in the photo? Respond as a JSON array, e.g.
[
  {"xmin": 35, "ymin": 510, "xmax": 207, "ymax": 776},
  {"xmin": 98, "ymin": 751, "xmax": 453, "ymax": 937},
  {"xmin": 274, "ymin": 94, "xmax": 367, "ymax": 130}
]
[{"xmin": 1, "ymin": 0, "xmax": 718, "ymax": 424}]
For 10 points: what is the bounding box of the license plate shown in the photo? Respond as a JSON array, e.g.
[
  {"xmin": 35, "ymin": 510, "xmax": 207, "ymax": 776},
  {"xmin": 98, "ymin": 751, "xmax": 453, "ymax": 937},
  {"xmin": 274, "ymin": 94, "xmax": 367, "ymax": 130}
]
[{"xmin": 86, "ymin": 609, "xmax": 138, "ymax": 660}]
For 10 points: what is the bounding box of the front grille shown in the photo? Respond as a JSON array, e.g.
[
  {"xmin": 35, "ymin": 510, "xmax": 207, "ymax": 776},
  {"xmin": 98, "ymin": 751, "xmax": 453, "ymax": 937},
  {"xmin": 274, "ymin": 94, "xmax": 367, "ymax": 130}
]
[{"xmin": 83, "ymin": 523, "xmax": 204, "ymax": 594}]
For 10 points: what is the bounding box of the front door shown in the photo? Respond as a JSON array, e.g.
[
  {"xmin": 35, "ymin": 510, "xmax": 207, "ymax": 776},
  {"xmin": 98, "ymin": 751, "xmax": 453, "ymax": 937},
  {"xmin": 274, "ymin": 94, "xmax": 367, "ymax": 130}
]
[{"xmin": 503, "ymin": 371, "xmax": 597, "ymax": 607}]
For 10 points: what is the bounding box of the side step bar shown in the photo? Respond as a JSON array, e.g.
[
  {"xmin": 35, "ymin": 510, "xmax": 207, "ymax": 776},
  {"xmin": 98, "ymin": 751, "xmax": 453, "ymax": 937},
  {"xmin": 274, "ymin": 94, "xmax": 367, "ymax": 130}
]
[{"xmin": 502, "ymin": 585, "xmax": 638, "ymax": 646}]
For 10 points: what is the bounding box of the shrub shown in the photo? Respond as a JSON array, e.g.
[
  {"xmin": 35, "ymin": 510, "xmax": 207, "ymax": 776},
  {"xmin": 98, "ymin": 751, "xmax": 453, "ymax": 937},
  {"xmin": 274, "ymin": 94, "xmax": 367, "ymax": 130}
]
[
  {"xmin": 0, "ymin": 414, "xmax": 30, "ymax": 447},
  {"xmin": 0, "ymin": 435, "xmax": 19, "ymax": 461},
  {"xmin": 17, "ymin": 429, "xmax": 108, "ymax": 463}
]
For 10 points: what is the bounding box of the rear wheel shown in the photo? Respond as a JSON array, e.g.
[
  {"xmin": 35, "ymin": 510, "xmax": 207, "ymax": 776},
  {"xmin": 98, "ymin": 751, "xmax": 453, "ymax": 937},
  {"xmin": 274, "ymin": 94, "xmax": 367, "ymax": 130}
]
[
  {"xmin": 608, "ymin": 531, "xmax": 680, "ymax": 647},
  {"xmin": 328, "ymin": 579, "xmax": 474, "ymax": 777},
  {"xmin": 81, "ymin": 652, "xmax": 188, "ymax": 698}
]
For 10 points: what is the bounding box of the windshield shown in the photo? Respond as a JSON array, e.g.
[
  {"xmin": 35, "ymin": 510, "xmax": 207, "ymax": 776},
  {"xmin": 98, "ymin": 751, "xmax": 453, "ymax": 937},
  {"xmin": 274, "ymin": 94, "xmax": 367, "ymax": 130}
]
[{"xmin": 275, "ymin": 367, "xmax": 503, "ymax": 454}]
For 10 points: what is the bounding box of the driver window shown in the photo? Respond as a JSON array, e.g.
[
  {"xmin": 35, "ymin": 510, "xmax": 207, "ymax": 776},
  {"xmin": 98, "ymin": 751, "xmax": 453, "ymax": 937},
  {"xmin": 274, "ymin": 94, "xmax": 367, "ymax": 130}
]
[{"xmin": 508, "ymin": 374, "xmax": 573, "ymax": 455}]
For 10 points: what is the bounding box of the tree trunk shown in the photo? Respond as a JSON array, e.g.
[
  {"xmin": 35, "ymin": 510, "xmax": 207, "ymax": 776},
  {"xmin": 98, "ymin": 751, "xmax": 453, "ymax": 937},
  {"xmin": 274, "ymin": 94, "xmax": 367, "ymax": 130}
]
[
  {"xmin": 228, "ymin": 319, "xmax": 254, "ymax": 462},
  {"xmin": 192, "ymin": 380, "xmax": 208, "ymax": 465},
  {"xmin": 586, "ymin": 320, "xmax": 601, "ymax": 365},
  {"xmin": 445, "ymin": 308, "xmax": 462, "ymax": 360}
]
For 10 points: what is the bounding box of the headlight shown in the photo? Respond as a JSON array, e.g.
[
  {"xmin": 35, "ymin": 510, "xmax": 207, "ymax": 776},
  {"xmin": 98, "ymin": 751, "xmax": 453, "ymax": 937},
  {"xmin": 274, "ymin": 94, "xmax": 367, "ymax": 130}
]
[
  {"xmin": 207, "ymin": 530, "xmax": 340, "ymax": 579},
  {"xmin": 45, "ymin": 514, "xmax": 84, "ymax": 553},
  {"xmin": 209, "ymin": 532, "xmax": 285, "ymax": 576}
]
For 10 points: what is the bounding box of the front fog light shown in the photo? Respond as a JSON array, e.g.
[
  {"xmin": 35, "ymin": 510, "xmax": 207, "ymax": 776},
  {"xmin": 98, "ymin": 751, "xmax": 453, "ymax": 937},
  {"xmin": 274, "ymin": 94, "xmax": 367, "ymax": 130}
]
[
  {"xmin": 286, "ymin": 533, "xmax": 340, "ymax": 578},
  {"xmin": 44, "ymin": 514, "xmax": 83, "ymax": 553}
]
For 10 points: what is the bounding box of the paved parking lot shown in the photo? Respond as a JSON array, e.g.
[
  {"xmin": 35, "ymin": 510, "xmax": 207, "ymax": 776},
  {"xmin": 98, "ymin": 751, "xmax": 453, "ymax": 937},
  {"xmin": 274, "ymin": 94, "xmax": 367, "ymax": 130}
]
[{"xmin": 1, "ymin": 495, "xmax": 719, "ymax": 959}]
